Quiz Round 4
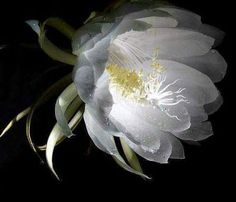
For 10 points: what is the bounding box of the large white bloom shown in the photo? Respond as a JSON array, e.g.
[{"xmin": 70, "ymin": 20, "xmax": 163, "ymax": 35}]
[{"xmin": 73, "ymin": 1, "xmax": 227, "ymax": 170}]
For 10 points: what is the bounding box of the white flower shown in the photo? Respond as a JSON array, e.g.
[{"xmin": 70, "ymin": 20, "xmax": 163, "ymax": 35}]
[{"xmin": 72, "ymin": 1, "xmax": 227, "ymax": 174}]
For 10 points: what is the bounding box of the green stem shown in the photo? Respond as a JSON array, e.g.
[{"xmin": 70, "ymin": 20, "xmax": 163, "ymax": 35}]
[{"xmin": 42, "ymin": 18, "xmax": 76, "ymax": 40}]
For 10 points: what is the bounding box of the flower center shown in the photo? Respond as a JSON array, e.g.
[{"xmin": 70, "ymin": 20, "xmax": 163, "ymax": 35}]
[
  {"xmin": 106, "ymin": 64, "xmax": 145, "ymax": 100},
  {"xmin": 106, "ymin": 45, "xmax": 189, "ymax": 108}
]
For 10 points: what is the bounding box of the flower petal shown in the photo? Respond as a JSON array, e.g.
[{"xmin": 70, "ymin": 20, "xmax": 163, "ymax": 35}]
[
  {"xmin": 168, "ymin": 135, "xmax": 185, "ymax": 159},
  {"xmin": 83, "ymin": 105, "xmax": 150, "ymax": 179},
  {"xmin": 109, "ymin": 100, "xmax": 190, "ymax": 145},
  {"xmin": 173, "ymin": 122, "xmax": 213, "ymax": 141},
  {"xmin": 158, "ymin": 7, "xmax": 202, "ymax": 29},
  {"xmin": 199, "ymin": 24, "xmax": 225, "ymax": 47},
  {"xmin": 158, "ymin": 60, "xmax": 219, "ymax": 106},
  {"xmin": 204, "ymin": 93, "xmax": 223, "ymax": 115},
  {"xmin": 122, "ymin": 134, "xmax": 172, "ymax": 164},
  {"xmin": 171, "ymin": 49, "xmax": 227, "ymax": 83},
  {"xmin": 136, "ymin": 16, "xmax": 178, "ymax": 28},
  {"xmin": 110, "ymin": 28, "xmax": 214, "ymax": 67},
  {"xmin": 72, "ymin": 22, "xmax": 115, "ymax": 55}
]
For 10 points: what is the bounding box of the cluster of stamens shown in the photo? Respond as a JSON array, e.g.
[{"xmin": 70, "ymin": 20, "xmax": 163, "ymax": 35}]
[{"xmin": 106, "ymin": 46, "xmax": 190, "ymax": 108}]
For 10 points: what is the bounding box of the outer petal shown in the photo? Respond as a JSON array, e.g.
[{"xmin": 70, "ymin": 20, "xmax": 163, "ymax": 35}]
[
  {"xmin": 73, "ymin": 55, "xmax": 95, "ymax": 103},
  {"xmin": 204, "ymin": 93, "xmax": 223, "ymax": 115},
  {"xmin": 84, "ymin": 105, "xmax": 117, "ymax": 154},
  {"xmin": 109, "ymin": 102, "xmax": 162, "ymax": 150},
  {"xmin": 171, "ymin": 50, "xmax": 227, "ymax": 83},
  {"xmin": 110, "ymin": 28, "xmax": 214, "ymax": 68},
  {"xmin": 158, "ymin": 7, "xmax": 225, "ymax": 46},
  {"xmin": 122, "ymin": 134, "xmax": 173, "ymax": 164},
  {"xmin": 158, "ymin": 60, "xmax": 219, "ymax": 106},
  {"xmin": 168, "ymin": 135, "xmax": 185, "ymax": 159},
  {"xmin": 83, "ymin": 105, "xmax": 150, "ymax": 179},
  {"xmin": 109, "ymin": 98, "xmax": 190, "ymax": 147},
  {"xmin": 72, "ymin": 23, "xmax": 114, "ymax": 55},
  {"xmin": 185, "ymin": 105, "xmax": 208, "ymax": 123},
  {"xmin": 199, "ymin": 24, "xmax": 225, "ymax": 47},
  {"xmin": 158, "ymin": 7, "xmax": 202, "ymax": 29},
  {"xmin": 173, "ymin": 122, "xmax": 213, "ymax": 141}
]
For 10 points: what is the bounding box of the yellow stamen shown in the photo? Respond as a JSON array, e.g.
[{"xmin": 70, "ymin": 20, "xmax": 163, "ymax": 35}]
[{"xmin": 106, "ymin": 64, "xmax": 144, "ymax": 98}]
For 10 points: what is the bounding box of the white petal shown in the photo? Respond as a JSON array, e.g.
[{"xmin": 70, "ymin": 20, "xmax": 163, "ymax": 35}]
[
  {"xmin": 158, "ymin": 7, "xmax": 202, "ymax": 29},
  {"xmin": 158, "ymin": 60, "xmax": 219, "ymax": 106},
  {"xmin": 171, "ymin": 49, "xmax": 227, "ymax": 83},
  {"xmin": 168, "ymin": 135, "xmax": 185, "ymax": 159},
  {"xmin": 73, "ymin": 62, "xmax": 95, "ymax": 104},
  {"xmin": 109, "ymin": 102, "xmax": 162, "ymax": 149},
  {"xmin": 158, "ymin": 7, "xmax": 224, "ymax": 47},
  {"xmin": 123, "ymin": 134, "xmax": 172, "ymax": 164},
  {"xmin": 204, "ymin": 94, "xmax": 223, "ymax": 115},
  {"xmin": 26, "ymin": 20, "xmax": 41, "ymax": 35},
  {"xmin": 83, "ymin": 105, "xmax": 150, "ymax": 179},
  {"xmin": 117, "ymin": 9, "xmax": 178, "ymax": 29},
  {"xmin": 83, "ymin": 34, "xmax": 112, "ymax": 80},
  {"xmin": 136, "ymin": 16, "xmax": 178, "ymax": 28},
  {"xmin": 186, "ymin": 105, "xmax": 208, "ymax": 123},
  {"xmin": 199, "ymin": 24, "xmax": 225, "ymax": 47},
  {"xmin": 111, "ymin": 28, "xmax": 214, "ymax": 67},
  {"xmin": 109, "ymin": 99, "xmax": 190, "ymax": 146},
  {"xmin": 72, "ymin": 23, "xmax": 115, "ymax": 55},
  {"xmin": 173, "ymin": 122, "xmax": 213, "ymax": 141}
]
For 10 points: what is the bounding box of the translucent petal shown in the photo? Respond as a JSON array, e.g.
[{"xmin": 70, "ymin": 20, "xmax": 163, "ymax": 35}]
[
  {"xmin": 110, "ymin": 28, "xmax": 214, "ymax": 67},
  {"xmin": 109, "ymin": 102, "xmax": 162, "ymax": 149},
  {"xmin": 123, "ymin": 135, "xmax": 172, "ymax": 164},
  {"xmin": 158, "ymin": 60, "xmax": 219, "ymax": 106},
  {"xmin": 173, "ymin": 122, "xmax": 213, "ymax": 141},
  {"xmin": 158, "ymin": 7, "xmax": 202, "ymax": 29},
  {"xmin": 168, "ymin": 135, "xmax": 185, "ymax": 159},
  {"xmin": 83, "ymin": 105, "xmax": 150, "ymax": 179},
  {"xmin": 204, "ymin": 93, "xmax": 223, "ymax": 115},
  {"xmin": 72, "ymin": 23, "xmax": 115, "ymax": 56},
  {"xmin": 136, "ymin": 16, "xmax": 178, "ymax": 28},
  {"xmin": 158, "ymin": 7, "xmax": 225, "ymax": 46},
  {"xmin": 26, "ymin": 20, "xmax": 40, "ymax": 35},
  {"xmin": 73, "ymin": 62, "xmax": 95, "ymax": 104},
  {"xmin": 199, "ymin": 24, "xmax": 225, "ymax": 47},
  {"xmin": 171, "ymin": 49, "xmax": 227, "ymax": 83},
  {"xmin": 185, "ymin": 105, "xmax": 208, "ymax": 123}
]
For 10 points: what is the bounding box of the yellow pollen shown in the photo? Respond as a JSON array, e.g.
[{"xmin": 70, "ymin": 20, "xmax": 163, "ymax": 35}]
[
  {"xmin": 151, "ymin": 48, "xmax": 166, "ymax": 73},
  {"xmin": 106, "ymin": 64, "xmax": 144, "ymax": 98}
]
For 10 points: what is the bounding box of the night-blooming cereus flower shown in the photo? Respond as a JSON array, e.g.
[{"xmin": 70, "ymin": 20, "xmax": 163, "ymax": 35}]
[{"xmin": 72, "ymin": 0, "xmax": 227, "ymax": 176}]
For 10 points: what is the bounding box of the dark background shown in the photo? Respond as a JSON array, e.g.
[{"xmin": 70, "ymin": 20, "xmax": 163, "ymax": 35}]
[{"xmin": 0, "ymin": 0, "xmax": 234, "ymax": 199}]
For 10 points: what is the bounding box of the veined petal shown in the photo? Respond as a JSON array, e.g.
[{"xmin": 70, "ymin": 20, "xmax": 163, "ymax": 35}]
[
  {"xmin": 172, "ymin": 122, "xmax": 213, "ymax": 141},
  {"xmin": 73, "ymin": 62, "xmax": 95, "ymax": 104},
  {"xmin": 122, "ymin": 134, "xmax": 172, "ymax": 164},
  {"xmin": 110, "ymin": 100, "xmax": 190, "ymax": 137},
  {"xmin": 158, "ymin": 7, "xmax": 225, "ymax": 46},
  {"xmin": 199, "ymin": 24, "xmax": 225, "ymax": 47},
  {"xmin": 83, "ymin": 105, "xmax": 150, "ymax": 179},
  {"xmin": 168, "ymin": 134, "xmax": 185, "ymax": 159},
  {"xmin": 136, "ymin": 16, "xmax": 177, "ymax": 28},
  {"xmin": 204, "ymin": 93, "xmax": 223, "ymax": 115},
  {"xmin": 72, "ymin": 22, "xmax": 115, "ymax": 55},
  {"xmin": 158, "ymin": 7, "xmax": 202, "ymax": 29},
  {"xmin": 157, "ymin": 60, "xmax": 219, "ymax": 106},
  {"xmin": 172, "ymin": 49, "xmax": 227, "ymax": 83},
  {"xmin": 110, "ymin": 28, "xmax": 214, "ymax": 68},
  {"xmin": 185, "ymin": 105, "xmax": 208, "ymax": 123}
]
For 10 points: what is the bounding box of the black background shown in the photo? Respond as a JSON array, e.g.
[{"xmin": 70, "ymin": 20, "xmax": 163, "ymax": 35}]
[{"xmin": 0, "ymin": 0, "xmax": 234, "ymax": 199}]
